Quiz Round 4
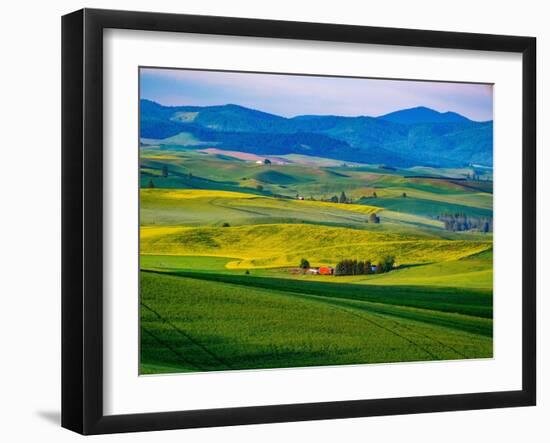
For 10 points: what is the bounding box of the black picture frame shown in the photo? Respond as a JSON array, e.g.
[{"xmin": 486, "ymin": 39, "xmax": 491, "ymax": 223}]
[{"xmin": 62, "ymin": 8, "xmax": 536, "ymax": 435}]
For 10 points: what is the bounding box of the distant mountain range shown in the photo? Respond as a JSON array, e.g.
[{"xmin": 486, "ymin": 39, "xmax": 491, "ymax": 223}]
[{"xmin": 140, "ymin": 99, "xmax": 493, "ymax": 168}]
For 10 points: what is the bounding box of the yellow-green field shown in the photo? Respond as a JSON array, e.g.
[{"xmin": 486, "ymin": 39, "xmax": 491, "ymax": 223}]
[{"xmin": 141, "ymin": 223, "xmax": 491, "ymax": 269}]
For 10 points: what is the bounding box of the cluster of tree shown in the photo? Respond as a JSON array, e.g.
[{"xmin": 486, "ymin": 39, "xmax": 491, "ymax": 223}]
[
  {"xmin": 334, "ymin": 256, "xmax": 394, "ymax": 276},
  {"xmin": 325, "ymin": 191, "xmax": 352, "ymax": 204},
  {"xmin": 437, "ymin": 213, "xmax": 493, "ymax": 232},
  {"xmin": 465, "ymin": 172, "xmax": 490, "ymax": 181},
  {"xmin": 324, "ymin": 191, "xmax": 390, "ymax": 205},
  {"xmin": 335, "ymin": 259, "xmax": 373, "ymax": 276}
]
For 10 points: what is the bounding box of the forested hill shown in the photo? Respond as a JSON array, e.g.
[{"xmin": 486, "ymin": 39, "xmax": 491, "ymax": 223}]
[{"xmin": 140, "ymin": 99, "xmax": 493, "ymax": 168}]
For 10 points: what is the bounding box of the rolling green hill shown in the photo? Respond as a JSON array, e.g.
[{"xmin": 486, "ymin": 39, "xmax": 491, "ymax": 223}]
[
  {"xmin": 140, "ymin": 148, "xmax": 492, "ymax": 218},
  {"xmin": 139, "ymin": 145, "xmax": 493, "ymax": 373},
  {"xmin": 140, "ymin": 188, "xmax": 386, "ymax": 229},
  {"xmin": 141, "ymin": 271, "xmax": 492, "ymax": 374}
]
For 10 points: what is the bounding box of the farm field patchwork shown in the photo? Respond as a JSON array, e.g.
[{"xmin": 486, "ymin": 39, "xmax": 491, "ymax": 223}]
[{"xmin": 139, "ymin": 148, "xmax": 493, "ymax": 374}]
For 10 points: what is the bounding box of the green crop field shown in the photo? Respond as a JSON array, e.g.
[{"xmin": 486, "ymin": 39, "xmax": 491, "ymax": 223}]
[
  {"xmin": 139, "ymin": 146, "xmax": 493, "ymax": 374},
  {"xmin": 141, "ymin": 272, "xmax": 492, "ymax": 374}
]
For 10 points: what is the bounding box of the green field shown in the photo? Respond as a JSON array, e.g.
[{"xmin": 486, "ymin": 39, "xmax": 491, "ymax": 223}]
[{"xmin": 140, "ymin": 147, "xmax": 493, "ymax": 373}]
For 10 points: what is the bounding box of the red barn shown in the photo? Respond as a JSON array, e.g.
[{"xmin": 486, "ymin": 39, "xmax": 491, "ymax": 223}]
[{"xmin": 319, "ymin": 266, "xmax": 334, "ymax": 275}]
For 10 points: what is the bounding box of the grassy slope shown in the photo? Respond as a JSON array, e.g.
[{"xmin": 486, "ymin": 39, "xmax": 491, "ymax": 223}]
[
  {"xmin": 140, "ymin": 188, "xmax": 384, "ymax": 228},
  {"xmin": 140, "ymin": 271, "xmax": 492, "ymax": 374},
  {"xmin": 140, "ymin": 223, "xmax": 491, "ymax": 269},
  {"xmin": 146, "ymin": 269, "xmax": 492, "ymax": 320},
  {"xmin": 140, "ymin": 252, "xmax": 492, "ymax": 290},
  {"xmin": 355, "ymin": 250, "xmax": 493, "ymax": 289},
  {"xmin": 140, "ymin": 188, "xmax": 451, "ymax": 235},
  {"xmin": 369, "ymin": 196, "xmax": 492, "ymax": 218}
]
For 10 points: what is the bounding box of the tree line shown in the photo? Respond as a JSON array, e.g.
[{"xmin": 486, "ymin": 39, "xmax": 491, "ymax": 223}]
[
  {"xmin": 334, "ymin": 256, "xmax": 395, "ymax": 276},
  {"xmin": 323, "ymin": 191, "xmax": 352, "ymax": 204},
  {"xmin": 437, "ymin": 213, "xmax": 493, "ymax": 232},
  {"xmin": 323, "ymin": 190, "xmax": 387, "ymax": 204}
]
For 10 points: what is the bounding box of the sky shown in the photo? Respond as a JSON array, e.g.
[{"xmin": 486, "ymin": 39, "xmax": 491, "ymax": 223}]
[{"xmin": 140, "ymin": 68, "xmax": 493, "ymax": 122}]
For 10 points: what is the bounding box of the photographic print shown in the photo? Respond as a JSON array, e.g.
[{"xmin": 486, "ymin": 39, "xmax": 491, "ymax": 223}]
[{"xmin": 139, "ymin": 67, "xmax": 493, "ymax": 375}]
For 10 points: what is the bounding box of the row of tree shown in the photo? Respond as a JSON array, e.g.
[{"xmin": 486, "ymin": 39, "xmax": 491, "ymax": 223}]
[
  {"xmin": 324, "ymin": 191, "xmax": 351, "ymax": 204},
  {"xmin": 334, "ymin": 256, "xmax": 395, "ymax": 276},
  {"xmin": 324, "ymin": 190, "xmax": 391, "ymax": 204},
  {"xmin": 465, "ymin": 172, "xmax": 491, "ymax": 181},
  {"xmin": 437, "ymin": 213, "xmax": 493, "ymax": 232}
]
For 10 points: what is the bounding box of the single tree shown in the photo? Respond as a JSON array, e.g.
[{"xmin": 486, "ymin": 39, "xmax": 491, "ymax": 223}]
[
  {"xmin": 222, "ymin": 222, "xmax": 230, "ymax": 227},
  {"xmin": 372, "ymin": 191, "xmax": 378, "ymax": 198},
  {"xmin": 402, "ymin": 192, "xmax": 407, "ymax": 198},
  {"xmin": 339, "ymin": 191, "xmax": 347, "ymax": 203},
  {"xmin": 256, "ymin": 184, "xmax": 264, "ymax": 191},
  {"xmin": 161, "ymin": 165, "xmax": 169, "ymax": 178},
  {"xmin": 331, "ymin": 195, "xmax": 339, "ymax": 203},
  {"xmin": 264, "ymin": 158, "xmax": 272, "ymax": 165},
  {"xmin": 299, "ymin": 258, "xmax": 310, "ymax": 270},
  {"xmin": 147, "ymin": 179, "xmax": 155, "ymax": 189},
  {"xmin": 369, "ymin": 213, "xmax": 380, "ymax": 224}
]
